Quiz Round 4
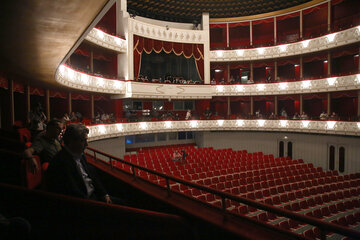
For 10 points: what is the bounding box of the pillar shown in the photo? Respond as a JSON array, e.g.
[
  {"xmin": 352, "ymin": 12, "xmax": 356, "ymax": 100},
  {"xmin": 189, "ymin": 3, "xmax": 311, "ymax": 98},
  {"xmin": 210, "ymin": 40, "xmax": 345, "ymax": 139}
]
[
  {"xmin": 227, "ymin": 64, "xmax": 230, "ymax": 83},
  {"xmin": 250, "ymin": 21, "xmax": 253, "ymax": 46},
  {"xmin": 90, "ymin": 95, "xmax": 95, "ymax": 119},
  {"xmin": 9, "ymin": 79, "xmax": 14, "ymax": 126},
  {"xmin": 300, "ymin": 94, "xmax": 303, "ymax": 114},
  {"xmin": 327, "ymin": 93, "xmax": 331, "ymax": 115},
  {"xmin": 250, "ymin": 96, "xmax": 254, "ymax": 116},
  {"xmin": 274, "ymin": 17, "xmax": 277, "ymax": 44},
  {"xmin": 300, "ymin": 10, "xmax": 303, "ymax": 39},
  {"xmin": 250, "ymin": 62, "xmax": 254, "ymax": 82},
  {"xmin": 68, "ymin": 93, "xmax": 72, "ymax": 114},
  {"xmin": 203, "ymin": 13, "xmax": 211, "ymax": 84},
  {"xmin": 226, "ymin": 23, "xmax": 229, "ymax": 48},
  {"xmin": 227, "ymin": 97, "xmax": 231, "ymax": 117},
  {"xmin": 327, "ymin": 1, "xmax": 331, "ymax": 32},
  {"xmin": 275, "ymin": 96, "xmax": 278, "ymax": 116},
  {"xmin": 45, "ymin": 89, "xmax": 50, "ymax": 120},
  {"xmin": 300, "ymin": 56, "xmax": 303, "ymax": 79},
  {"xmin": 359, "ymin": 47, "xmax": 360, "ymax": 72},
  {"xmin": 25, "ymin": 85, "xmax": 31, "ymax": 124},
  {"xmin": 274, "ymin": 61, "xmax": 278, "ymax": 81},
  {"xmin": 358, "ymin": 91, "xmax": 360, "ymax": 118}
]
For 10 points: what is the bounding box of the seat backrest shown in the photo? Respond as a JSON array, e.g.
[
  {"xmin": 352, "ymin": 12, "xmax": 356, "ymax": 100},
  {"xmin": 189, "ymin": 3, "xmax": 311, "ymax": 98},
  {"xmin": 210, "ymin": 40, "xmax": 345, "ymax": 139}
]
[{"xmin": 23, "ymin": 155, "xmax": 42, "ymax": 189}]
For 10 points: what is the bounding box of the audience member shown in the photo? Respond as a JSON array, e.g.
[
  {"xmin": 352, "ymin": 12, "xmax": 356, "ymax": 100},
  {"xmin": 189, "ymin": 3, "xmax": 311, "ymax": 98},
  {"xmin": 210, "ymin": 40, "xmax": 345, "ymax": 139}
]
[
  {"xmin": 62, "ymin": 113, "xmax": 70, "ymax": 123},
  {"xmin": 172, "ymin": 150, "xmax": 182, "ymax": 162},
  {"xmin": 28, "ymin": 102, "xmax": 47, "ymax": 137},
  {"xmin": 320, "ymin": 111, "xmax": 328, "ymax": 120},
  {"xmin": 329, "ymin": 112, "xmax": 338, "ymax": 120},
  {"xmin": 292, "ymin": 113, "xmax": 300, "ymax": 120},
  {"xmin": 69, "ymin": 112, "xmax": 77, "ymax": 121},
  {"xmin": 23, "ymin": 119, "xmax": 63, "ymax": 174},
  {"xmin": 300, "ymin": 112, "xmax": 308, "ymax": 120},
  {"xmin": 280, "ymin": 108, "xmax": 288, "ymax": 118},
  {"xmin": 46, "ymin": 124, "xmax": 112, "ymax": 203},
  {"xmin": 210, "ymin": 78, "xmax": 216, "ymax": 85},
  {"xmin": 185, "ymin": 110, "xmax": 192, "ymax": 120},
  {"xmin": 269, "ymin": 112, "xmax": 276, "ymax": 119},
  {"xmin": 204, "ymin": 107, "xmax": 212, "ymax": 119},
  {"xmin": 181, "ymin": 150, "xmax": 188, "ymax": 164}
]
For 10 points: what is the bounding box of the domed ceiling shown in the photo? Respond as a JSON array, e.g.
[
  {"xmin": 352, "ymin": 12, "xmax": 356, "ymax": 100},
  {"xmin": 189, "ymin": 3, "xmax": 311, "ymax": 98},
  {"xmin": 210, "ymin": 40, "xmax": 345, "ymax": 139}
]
[{"xmin": 127, "ymin": 0, "xmax": 313, "ymax": 23}]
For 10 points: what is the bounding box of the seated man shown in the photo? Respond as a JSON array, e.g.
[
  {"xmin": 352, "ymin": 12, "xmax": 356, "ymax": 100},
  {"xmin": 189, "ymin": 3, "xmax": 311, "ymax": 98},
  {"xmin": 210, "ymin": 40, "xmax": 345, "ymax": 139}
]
[
  {"xmin": 46, "ymin": 124, "xmax": 111, "ymax": 204},
  {"xmin": 172, "ymin": 151, "xmax": 182, "ymax": 162},
  {"xmin": 181, "ymin": 150, "xmax": 188, "ymax": 164},
  {"xmin": 23, "ymin": 119, "xmax": 63, "ymax": 174}
]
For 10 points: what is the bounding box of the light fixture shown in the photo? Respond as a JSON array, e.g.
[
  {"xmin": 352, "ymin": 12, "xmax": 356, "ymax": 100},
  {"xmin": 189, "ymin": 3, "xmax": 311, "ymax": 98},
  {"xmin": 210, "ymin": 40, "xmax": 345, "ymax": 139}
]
[
  {"xmin": 357, "ymin": 122, "xmax": 360, "ymax": 129},
  {"xmin": 301, "ymin": 80, "xmax": 311, "ymax": 89},
  {"xmin": 279, "ymin": 44, "xmax": 287, "ymax": 52},
  {"xmin": 216, "ymin": 51, "xmax": 223, "ymax": 57},
  {"xmin": 257, "ymin": 120, "xmax": 265, "ymax": 127},
  {"xmin": 356, "ymin": 74, "xmax": 360, "ymax": 84},
  {"xmin": 164, "ymin": 121, "xmax": 172, "ymax": 128},
  {"xmin": 279, "ymin": 82, "xmax": 288, "ymax": 90},
  {"xmin": 140, "ymin": 122, "xmax": 147, "ymax": 130},
  {"xmin": 302, "ymin": 40, "xmax": 310, "ymax": 48},
  {"xmin": 97, "ymin": 29, "xmax": 104, "ymax": 39},
  {"xmin": 302, "ymin": 120, "xmax": 310, "ymax": 128},
  {"xmin": 216, "ymin": 85, "xmax": 224, "ymax": 92},
  {"xmin": 284, "ymin": 136, "xmax": 288, "ymax": 139},
  {"xmin": 294, "ymin": 64, "xmax": 299, "ymax": 67},
  {"xmin": 59, "ymin": 65, "xmax": 65, "ymax": 75},
  {"xmin": 114, "ymin": 81, "xmax": 122, "ymax": 89},
  {"xmin": 217, "ymin": 120, "xmax": 224, "ymax": 126},
  {"xmin": 257, "ymin": 84, "xmax": 265, "ymax": 91},
  {"xmin": 326, "ymin": 121, "xmax": 336, "ymax": 129},
  {"xmin": 236, "ymin": 50, "xmax": 244, "ymax": 56},
  {"xmin": 190, "ymin": 120, "xmax": 198, "ymax": 128},
  {"xmin": 115, "ymin": 37, "xmax": 121, "ymax": 45},
  {"xmin": 257, "ymin": 48, "xmax": 265, "ymax": 54},
  {"xmin": 67, "ymin": 68, "xmax": 74, "ymax": 80},
  {"xmin": 215, "ymin": 69, "xmax": 222, "ymax": 72},
  {"xmin": 98, "ymin": 125, "xmax": 106, "ymax": 134},
  {"xmin": 236, "ymin": 119, "xmax": 244, "ymax": 126},
  {"xmin": 326, "ymin": 33, "xmax": 337, "ymax": 42},
  {"xmin": 327, "ymin": 77, "xmax": 337, "ymax": 86},
  {"xmin": 324, "ymin": 60, "xmax": 328, "ymax": 63},
  {"xmin": 280, "ymin": 120, "xmax": 288, "ymax": 127},
  {"xmin": 97, "ymin": 77, "xmax": 104, "ymax": 87},
  {"xmin": 116, "ymin": 123, "xmax": 123, "ymax": 131},
  {"xmin": 81, "ymin": 74, "xmax": 89, "ymax": 85}
]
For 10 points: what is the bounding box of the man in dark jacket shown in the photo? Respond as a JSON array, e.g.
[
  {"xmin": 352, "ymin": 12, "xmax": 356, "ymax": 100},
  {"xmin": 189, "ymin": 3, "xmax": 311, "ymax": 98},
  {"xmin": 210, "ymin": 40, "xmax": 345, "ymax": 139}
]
[{"xmin": 46, "ymin": 124, "xmax": 111, "ymax": 203}]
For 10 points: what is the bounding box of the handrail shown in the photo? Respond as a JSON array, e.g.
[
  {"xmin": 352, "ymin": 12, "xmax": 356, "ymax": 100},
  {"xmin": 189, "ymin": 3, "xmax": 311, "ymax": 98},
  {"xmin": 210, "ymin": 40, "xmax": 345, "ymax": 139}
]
[{"xmin": 86, "ymin": 146, "xmax": 360, "ymax": 240}]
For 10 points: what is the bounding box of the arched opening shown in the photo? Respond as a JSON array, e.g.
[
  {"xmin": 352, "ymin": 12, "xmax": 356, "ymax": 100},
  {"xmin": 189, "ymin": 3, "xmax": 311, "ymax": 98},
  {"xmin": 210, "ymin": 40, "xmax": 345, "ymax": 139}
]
[
  {"xmin": 279, "ymin": 141, "xmax": 284, "ymax": 157},
  {"xmin": 329, "ymin": 145, "xmax": 335, "ymax": 170},
  {"xmin": 339, "ymin": 147, "xmax": 345, "ymax": 173},
  {"xmin": 287, "ymin": 142, "xmax": 292, "ymax": 159}
]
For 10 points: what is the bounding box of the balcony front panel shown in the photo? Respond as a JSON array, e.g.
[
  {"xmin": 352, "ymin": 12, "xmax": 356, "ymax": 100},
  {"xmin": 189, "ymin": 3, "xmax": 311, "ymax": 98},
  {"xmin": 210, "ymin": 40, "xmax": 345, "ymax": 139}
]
[
  {"xmin": 210, "ymin": 26, "xmax": 360, "ymax": 62},
  {"xmin": 85, "ymin": 28, "xmax": 127, "ymax": 53}
]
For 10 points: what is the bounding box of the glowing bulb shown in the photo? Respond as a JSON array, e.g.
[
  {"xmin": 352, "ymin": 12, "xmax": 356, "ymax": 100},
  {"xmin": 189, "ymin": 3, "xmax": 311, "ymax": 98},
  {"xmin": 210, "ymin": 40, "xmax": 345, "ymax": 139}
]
[
  {"xmin": 98, "ymin": 125, "xmax": 106, "ymax": 134},
  {"xmin": 356, "ymin": 74, "xmax": 360, "ymax": 84},
  {"xmin": 327, "ymin": 121, "xmax": 336, "ymax": 129},
  {"xmin": 217, "ymin": 120, "xmax": 224, "ymax": 126},
  {"xmin": 216, "ymin": 85, "xmax": 224, "ymax": 92},
  {"xmin": 302, "ymin": 120, "xmax": 310, "ymax": 128},
  {"xmin": 140, "ymin": 122, "xmax": 147, "ymax": 129},
  {"xmin": 301, "ymin": 80, "xmax": 311, "ymax": 89},
  {"xmin": 327, "ymin": 77, "xmax": 337, "ymax": 86},
  {"xmin": 116, "ymin": 124, "xmax": 123, "ymax": 131},
  {"xmin": 279, "ymin": 44, "xmax": 287, "ymax": 52},
  {"xmin": 67, "ymin": 69, "xmax": 74, "ymax": 79},
  {"xmin": 326, "ymin": 33, "xmax": 337, "ymax": 42},
  {"xmin": 257, "ymin": 84, "xmax": 265, "ymax": 91},
  {"xmin": 257, "ymin": 120, "xmax": 265, "ymax": 127},
  {"xmin": 302, "ymin": 40, "xmax": 310, "ymax": 48},
  {"xmin": 279, "ymin": 82, "xmax": 288, "ymax": 90},
  {"xmin": 190, "ymin": 121, "xmax": 198, "ymax": 128},
  {"xmin": 164, "ymin": 121, "xmax": 172, "ymax": 128},
  {"xmin": 97, "ymin": 78, "xmax": 104, "ymax": 86},
  {"xmin": 59, "ymin": 65, "xmax": 65, "ymax": 75},
  {"xmin": 115, "ymin": 37, "xmax": 121, "ymax": 45},
  {"xmin": 357, "ymin": 122, "xmax": 360, "ymax": 129},
  {"xmin": 236, "ymin": 120, "xmax": 244, "ymax": 126},
  {"xmin": 114, "ymin": 81, "xmax": 122, "ymax": 89},
  {"xmin": 280, "ymin": 120, "xmax": 288, "ymax": 127},
  {"xmin": 81, "ymin": 74, "xmax": 89, "ymax": 84},
  {"xmin": 97, "ymin": 29, "xmax": 104, "ymax": 39},
  {"xmin": 216, "ymin": 51, "xmax": 223, "ymax": 57},
  {"xmin": 236, "ymin": 50, "xmax": 244, "ymax": 56},
  {"xmin": 257, "ymin": 48, "xmax": 265, "ymax": 54}
]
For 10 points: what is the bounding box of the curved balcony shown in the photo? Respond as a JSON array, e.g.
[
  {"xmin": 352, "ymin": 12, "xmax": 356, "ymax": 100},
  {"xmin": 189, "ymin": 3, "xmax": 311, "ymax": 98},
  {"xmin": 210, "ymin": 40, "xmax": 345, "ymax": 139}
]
[
  {"xmin": 210, "ymin": 26, "xmax": 360, "ymax": 62},
  {"xmin": 56, "ymin": 65, "xmax": 360, "ymax": 97},
  {"xmin": 87, "ymin": 120, "xmax": 360, "ymax": 142},
  {"xmin": 85, "ymin": 28, "xmax": 127, "ymax": 53}
]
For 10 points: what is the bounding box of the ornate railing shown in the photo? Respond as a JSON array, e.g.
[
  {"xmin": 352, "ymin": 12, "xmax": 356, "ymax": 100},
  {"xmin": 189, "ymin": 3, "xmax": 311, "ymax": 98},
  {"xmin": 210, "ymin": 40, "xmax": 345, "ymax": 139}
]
[{"xmin": 85, "ymin": 28, "xmax": 127, "ymax": 53}]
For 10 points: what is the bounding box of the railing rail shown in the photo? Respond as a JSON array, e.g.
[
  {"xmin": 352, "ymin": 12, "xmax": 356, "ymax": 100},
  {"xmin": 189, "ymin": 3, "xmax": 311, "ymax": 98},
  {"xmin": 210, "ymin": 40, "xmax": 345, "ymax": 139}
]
[{"xmin": 86, "ymin": 146, "xmax": 360, "ymax": 240}]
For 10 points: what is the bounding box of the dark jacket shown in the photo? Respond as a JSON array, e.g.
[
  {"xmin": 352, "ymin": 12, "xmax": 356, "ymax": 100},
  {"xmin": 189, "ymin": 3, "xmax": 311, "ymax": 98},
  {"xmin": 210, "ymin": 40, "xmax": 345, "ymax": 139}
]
[{"xmin": 46, "ymin": 148, "xmax": 107, "ymax": 201}]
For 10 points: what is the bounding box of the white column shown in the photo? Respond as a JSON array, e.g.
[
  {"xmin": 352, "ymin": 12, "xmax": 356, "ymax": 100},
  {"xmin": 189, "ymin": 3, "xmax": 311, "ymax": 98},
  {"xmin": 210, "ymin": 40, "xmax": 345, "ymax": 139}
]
[
  {"xmin": 202, "ymin": 12, "xmax": 210, "ymax": 84},
  {"xmin": 117, "ymin": 0, "xmax": 131, "ymax": 80},
  {"xmin": 226, "ymin": 23, "xmax": 229, "ymax": 48},
  {"xmin": 327, "ymin": 93, "xmax": 331, "ymax": 115},
  {"xmin": 300, "ymin": 10, "xmax": 303, "ymax": 39},
  {"xmin": 274, "ymin": 17, "xmax": 277, "ymax": 44},
  {"xmin": 250, "ymin": 21, "xmax": 253, "ymax": 46},
  {"xmin": 328, "ymin": 1, "xmax": 331, "ymax": 32}
]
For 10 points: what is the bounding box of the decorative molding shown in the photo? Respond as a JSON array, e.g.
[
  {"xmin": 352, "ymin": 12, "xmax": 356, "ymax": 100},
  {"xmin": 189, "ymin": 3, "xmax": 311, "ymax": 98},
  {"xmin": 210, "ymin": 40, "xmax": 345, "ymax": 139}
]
[
  {"xmin": 55, "ymin": 65, "xmax": 360, "ymax": 97},
  {"xmin": 210, "ymin": 26, "xmax": 360, "ymax": 62},
  {"xmin": 55, "ymin": 65, "xmax": 126, "ymax": 94},
  {"xmin": 85, "ymin": 28, "xmax": 127, "ymax": 53},
  {"xmin": 128, "ymin": 18, "xmax": 207, "ymax": 44},
  {"xmin": 88, "ymin": 120, "xmax": 360, "ymax": 142}
]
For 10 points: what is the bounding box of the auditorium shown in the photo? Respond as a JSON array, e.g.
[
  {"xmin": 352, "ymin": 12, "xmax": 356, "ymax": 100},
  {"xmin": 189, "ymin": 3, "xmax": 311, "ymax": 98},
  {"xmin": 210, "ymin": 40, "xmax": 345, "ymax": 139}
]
[{"xmin": 0, "ymin": 0, "xmax": 359, "ymax": 239}]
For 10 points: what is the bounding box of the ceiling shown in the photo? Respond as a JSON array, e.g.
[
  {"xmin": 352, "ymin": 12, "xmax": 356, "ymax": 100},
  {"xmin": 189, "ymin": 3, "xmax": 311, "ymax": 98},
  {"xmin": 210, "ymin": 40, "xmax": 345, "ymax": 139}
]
[
  {"xmin": 127, "ymin": 0, "xmax": 313, "ymax": 23},
  {"xmin": 0, "ymin": 0, "xmax": 108, "ymax": 89}
]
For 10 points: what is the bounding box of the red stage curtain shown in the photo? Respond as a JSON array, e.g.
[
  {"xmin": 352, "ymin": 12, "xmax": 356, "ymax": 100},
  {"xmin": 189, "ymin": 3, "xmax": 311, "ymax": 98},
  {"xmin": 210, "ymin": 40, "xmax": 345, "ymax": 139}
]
[{"xmin": 133, "ymin": 35, "xmax": 204, "ymax": 81}]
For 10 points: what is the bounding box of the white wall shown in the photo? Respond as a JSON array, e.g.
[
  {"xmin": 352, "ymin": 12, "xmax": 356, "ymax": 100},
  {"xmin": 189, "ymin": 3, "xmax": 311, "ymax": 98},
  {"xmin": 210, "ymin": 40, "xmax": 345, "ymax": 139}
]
[
  {"xmin": 135, "ymin": 16, "xmax": 195, "ymax": 30},
  {"xmin": 195, "ymin": 131, "xmax": 360, "ymax": 174}
]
